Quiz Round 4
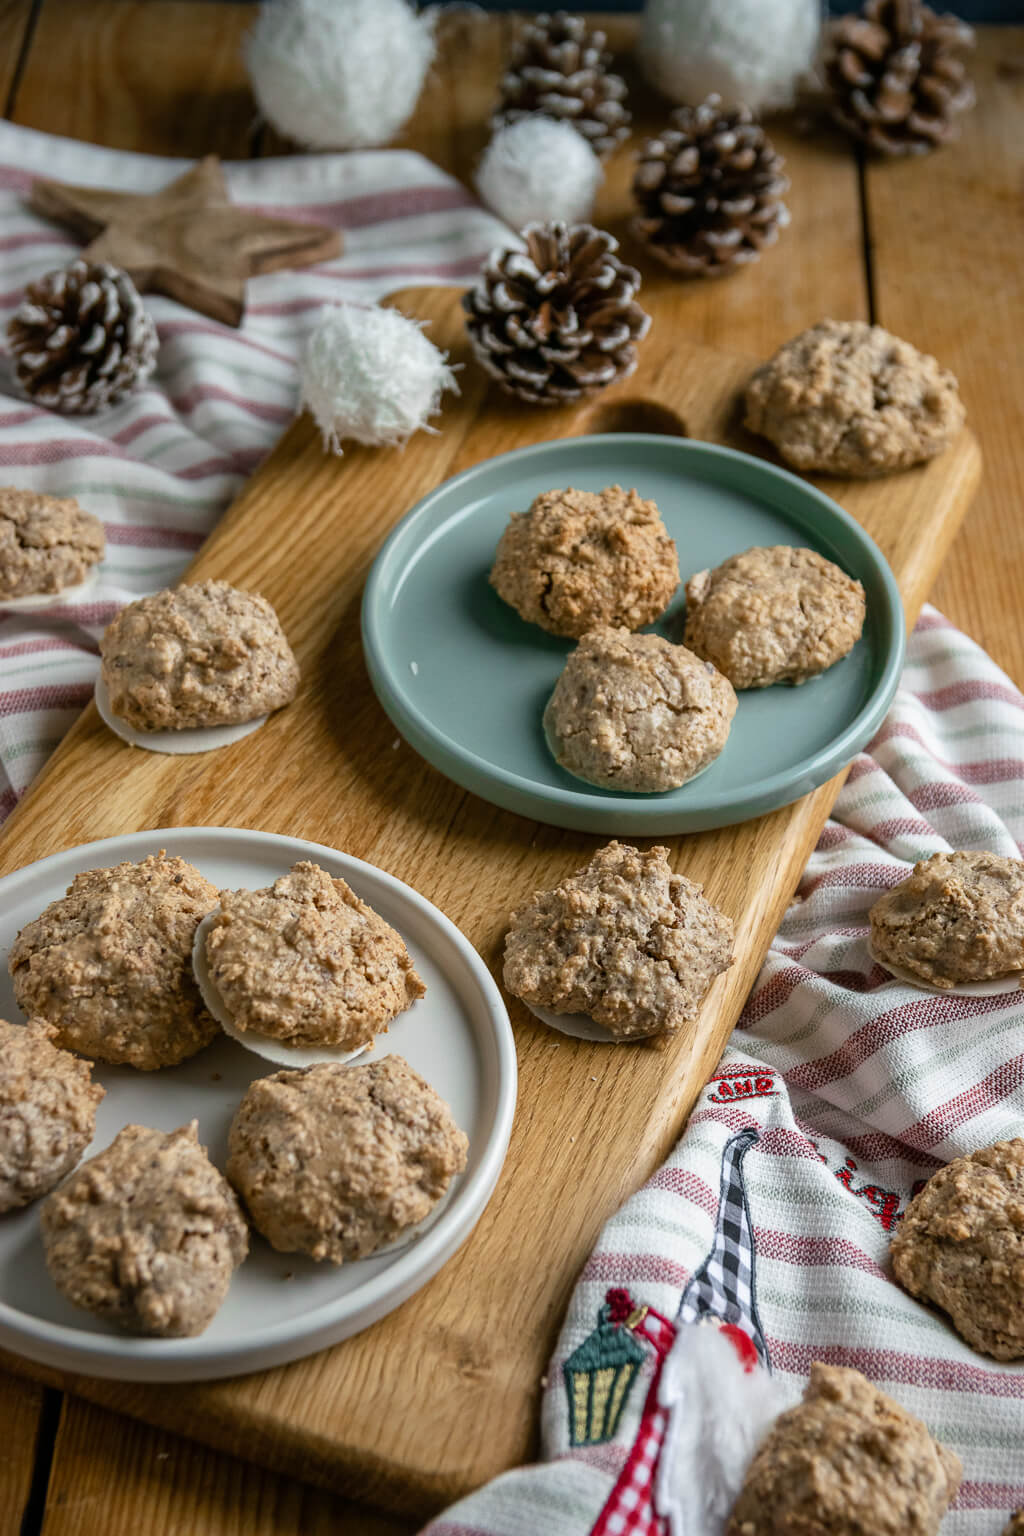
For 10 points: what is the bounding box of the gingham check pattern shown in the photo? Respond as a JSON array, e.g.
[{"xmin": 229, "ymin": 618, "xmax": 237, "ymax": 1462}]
[{"xmin": 675, "ymin": 1128, "xmax": 767, "ymax": 1367}]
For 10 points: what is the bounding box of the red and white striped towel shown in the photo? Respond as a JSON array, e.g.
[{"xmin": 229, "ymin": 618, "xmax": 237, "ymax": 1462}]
[
  {"xmin": 427, "ymin": 613, "xmax": 1024, "ymax": 1533},
  {"xmin": 0, "ymin": 120, "xmax": 507, "ymax": 818}
]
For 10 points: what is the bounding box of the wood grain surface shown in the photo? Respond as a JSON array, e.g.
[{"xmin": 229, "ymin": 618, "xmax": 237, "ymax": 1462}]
[
  {"xmin": 0, "ymin": 290, "xmax": 980, "ymax": 1515},
  {"xmin": 0, "ymin": 8, "xmax": 1016, "ymax": 1533}
]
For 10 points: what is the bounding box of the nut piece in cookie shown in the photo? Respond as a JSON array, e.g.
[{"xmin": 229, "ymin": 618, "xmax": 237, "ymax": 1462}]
[
  {"xmin": 202, "ymin": 860, "xmax": 425, "ymax": 1052},
  {"xmin": 490, "ymin": 485, "xmax": 680, "ymax": 638},
  {"xmin": 99, "ymin": 579, "xmax": 300, "ymax": 732},
  {"xmin": 503, "ymin": 840, "xmax": 734, "ymax": 1042},
  {"xmin": 684, "ymin": 544, "xmax": 866, "ymax": 689},
  {"xmin": 0, "ymin": 486, "xmax": 105, "ymax": 599},
  {"xmin": 869, "ymin": 850, "xmax": 1024, "ymax": 990},
  {"xmin": 744, "ymin": 319, "xmax": 965, "ymax": 477},
  {"xmin": 9, "ymin": 851, "xmax": 220, "ymax": 1070},
  {"xmin": 41, "ymin": 1122, "xmax": 247, "ymax": 1337},
  {"xmin": 544, "ymin": 626, "xmax": 736, "ymax": 793},
  {"xmin": 727, "ymin": 1362, "xmax": 961, "ymax": 1536},
  {"xmin": 891, "ymin": 1138, "xmax": 1024, "ymax": 1361},
  {"xmin": 227, "ymin": 1056, "xmax": 468, "ymax": 1263},
  {"xmin": 0, "ymin": 1018, "xmax": 104, "ymax": 1212}
]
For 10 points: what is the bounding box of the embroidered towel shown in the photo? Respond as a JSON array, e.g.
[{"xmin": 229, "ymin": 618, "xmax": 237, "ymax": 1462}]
[{"xmin": 424, "ymin": 609, "xmax": 1024, "ymax": 1536}]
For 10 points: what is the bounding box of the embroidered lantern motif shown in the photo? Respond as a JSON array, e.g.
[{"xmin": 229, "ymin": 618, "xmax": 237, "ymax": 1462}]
[{"xmin": 564, "ymin": 1288, "xmax": 649, "ymax": 1446}]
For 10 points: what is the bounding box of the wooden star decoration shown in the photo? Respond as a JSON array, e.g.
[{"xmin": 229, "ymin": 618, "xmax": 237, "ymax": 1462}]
[{"xmin": 29, "ymin": 155, "xmax": 343, "ymax": 328}]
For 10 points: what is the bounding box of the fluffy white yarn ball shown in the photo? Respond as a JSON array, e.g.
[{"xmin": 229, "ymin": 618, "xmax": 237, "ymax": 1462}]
[
  {"xmin": 246, "ymin": 0, "xmax": 435, "ymax": 150},
  {"xmin": 476, "ymin": 118, "xmax": 604, "ymax": 232},
  {"xmin": 299, "ymin": 303, "xmax": 457, "ymax": 455},
  {"xmin": 639, "ymin": 0, "xmax": 821, "ymax": 114}
]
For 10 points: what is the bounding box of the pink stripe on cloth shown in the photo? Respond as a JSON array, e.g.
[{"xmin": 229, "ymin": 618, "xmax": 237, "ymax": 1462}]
[{"xmin": 770, "ymin": 1341, "xmax": 1024, "ymax": 1399}]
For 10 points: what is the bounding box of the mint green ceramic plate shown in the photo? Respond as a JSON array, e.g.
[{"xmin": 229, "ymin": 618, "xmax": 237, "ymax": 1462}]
[{"xmin": 362, "ymin": 435, "xmax": 905, "ymax": 835}]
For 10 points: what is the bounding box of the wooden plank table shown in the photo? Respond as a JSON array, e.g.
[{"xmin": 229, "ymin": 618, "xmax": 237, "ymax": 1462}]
[{"xmin": 1, "ymin": 9, "xmax": 1020, "ymax": 1535}]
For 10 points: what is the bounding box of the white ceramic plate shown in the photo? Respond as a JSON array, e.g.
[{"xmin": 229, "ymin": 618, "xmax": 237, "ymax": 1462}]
[
  {"xmin": 0, "ymin": 827, "xmax": 517, "ymax": 1382},
  {"xmin": 95, "ymin": 677, "xmax": 267, "ymax": 755},
  {"xmin": 527, "ymin": 1001, "xmax": 635, "ymax": 1044}
]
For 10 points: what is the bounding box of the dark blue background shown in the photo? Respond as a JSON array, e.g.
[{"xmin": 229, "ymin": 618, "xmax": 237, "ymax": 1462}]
[{"xmin": 473, "ymin": 2, "xmax": 1023, "ymax": 18}]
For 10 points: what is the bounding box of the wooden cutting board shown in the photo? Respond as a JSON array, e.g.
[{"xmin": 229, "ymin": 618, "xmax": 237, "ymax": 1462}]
[{"xmin": 0, "ymin": 286, "xmax": 981, "ymax": 1518}]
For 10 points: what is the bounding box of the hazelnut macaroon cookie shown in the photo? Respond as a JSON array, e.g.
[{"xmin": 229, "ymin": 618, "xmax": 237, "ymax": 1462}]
[
  {"xmin": 504, "ymin": 841, "xmax": 734, "ymax": 1043},
  {"xmin": 41, "ymin": 1122, "xmax": 248, "ymax": 1337},
  {"xmin": 544, "ymin": 626, "xmax": 736, "ymax": 793},
  {"xmin": 9, "ymin": 851, "xmax": 220, "ymax": 1069},
  {"xmin": 727, "ymin": 1363, "xmax": 961, "ymax": 1536},
  {"xmin": 194, "ymin": 861, "xmax": 426, "ymax": 1065},
  {"xmin": 97, "ymin": 578, "xmax": 300, "ymax": 753},
  {"xmin": 744, "ymin": 319, "xmax": 965, "ymax": 477},
  {"xmin": 490, "ymin": 485, "xmax": 680, "ymax": 638},
  {"xmin": 684, "ymin": 545, "xmax": 866, "ymax": 689},
  {"xmin": 869, "ymin": 850, "xmax": 1024, "ymax": 991},
  {"xmin": 227, "ymin": 1056, "xmax": 468, "ymax": 1263},
  {"xmin": 0, "ymin": 1018, "xmax": 104, "ymax": 1213},
  {"xmin": 891, "ymin": 1138, "xmax": 1024, "ymax": 1361},
  {"xmin": 0, "ymin": 487, "xmax": 105, "ymax": 604}
]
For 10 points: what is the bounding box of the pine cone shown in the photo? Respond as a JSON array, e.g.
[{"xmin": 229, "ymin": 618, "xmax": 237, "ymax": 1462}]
[
  {"xmin": 825, "ymin": 0, "xmax": 975, "ymax": 156},
  {"xmin": 632, "ymin": 98, "xmax": 789, "ymax": 279},
  {"xmin": 495, "ymin": 12, "xmax": 630, "ymax": 160},
  {"xmin": 7, "ymin": 259, "xmax": 158, "ymax": 414},
  {"xmin": 463, "ymin": 222, "xmax": 650, "ymax": 407}
]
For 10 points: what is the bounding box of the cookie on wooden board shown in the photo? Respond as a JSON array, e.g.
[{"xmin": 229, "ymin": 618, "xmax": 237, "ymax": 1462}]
[
  {"xmin": 544, "ymin": 626, "xmax": 736, "ymax": 792},
  {"xmin": 503, "ymin": 840, "xmax": 734, "ymax": 1043},
  {"xmin": 226, "ymin": 1056, "xmax": 467, "ymax": 1263},
  {"xmin": 891, "ymin": 1138, "xmax": 1024, "ymax": 1361},
  {"xmin": 99, "ymin": 578, "xmax": 299, "ymax": 732},
  {"xmin": 9, "ymin": 851, "xmax": 219, "ymax": 1070},
  {"xmin": 0, "ymin": 1017, "xmax": 104, "ymax": 1212},
  {"xmin": 684, "ymin": 544, "xmax": 865, "ymax": 689},
  {"xmin": 490, "ymin": 485, "xmax": 679, "ymax": 638},
  {"xmin": 41, "ymin": 1121, "xmax": 248, "ymax": 1337},
  {"xmin": 0, "ymin": 486, "xmax": 104, "ymax": 598},
  {"xmin": 744, "ymin": 319, "xmax": 964, "ymax": 477}
]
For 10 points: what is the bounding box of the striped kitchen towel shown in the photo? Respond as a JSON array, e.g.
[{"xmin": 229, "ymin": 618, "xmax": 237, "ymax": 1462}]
[
  {"xmin": 425, "ymin": 608, "xmax": 1024, "ymax": 1535},
  {"xmin": 0, "ymin": 119, "xmax": 507, "ymax": 817}
]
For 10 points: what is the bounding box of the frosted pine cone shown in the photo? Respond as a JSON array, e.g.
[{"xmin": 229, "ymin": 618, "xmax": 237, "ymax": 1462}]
[
  {"xmin": 633, "ymin": 98, "xmax": 789, "ymax": 278},
  {"xmin": 8, "ymin": 259, "xmax": 158, "ymax": 414},
  {"xmin": 495, "ymin": 11, "xmax": 630, "ymax": 159},
  {"xmin": 463, "ymin": 222, "xmax": 650, "ymax": 407},
  {"xmin": 825, "ymin": 0, "xmax": 975, "ymax": 155}
]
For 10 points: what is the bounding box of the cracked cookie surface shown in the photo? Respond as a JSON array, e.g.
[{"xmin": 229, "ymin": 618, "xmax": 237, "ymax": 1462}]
[
  {"xmin": 0, "ymin": 486, "xmax": 104, "ymax": 597},
  {"xmin": 490, "ymin": 485, "xmax": 679, "ymax": 638},
  {"xmin": 227, "ymin": 1056, "xmax": 468, "ymax": 1263},
  {"xmin": 684, "ymin": 544, "xmax": 866, "ymax": 689},
  {"xmin": 204, "ymin": 860, "xmax": 425, "ymax": 1050},
  {"xmin": 869, "ymin": 850, "xmax": 1024, "ymax": 989},
  {"xmin": 744, "ymin": 319, "xmax": 964, "ymax": 477},
  {"xmin": 503, "ymin": 840, "xmax": 734, "ymax": 1041},
  {"xmin": 727, "ymin": 1363, "xmax": 961, "ymax": 1536},
  {"xmin": 891, "ymin": 1138, "xmax": 1024, "ymax": 1361},
  {"xmin": 100, "ymin": 579, "xmax": 300, "ymax": 731},
  {"xmin": 0, "ymin": 1017, "xmax": 104, "ymax": 1212},
  {"xmin": 10, "ymin": 851, "xmax": 220, "ymax": 1070},
  {"xmin": 543, "ymin": 626, "xmax": 736, "ymax": 792},
  {"xmin": 41, "ymin": 1121, "xmax": 248, "ymax": 1337}
]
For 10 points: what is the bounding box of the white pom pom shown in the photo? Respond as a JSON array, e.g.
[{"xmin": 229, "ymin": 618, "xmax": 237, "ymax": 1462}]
[
  {"xmin": 299, "ymin": 303, "xmax": 458, "ymax": 455},
  {"xmin": 476, "ymin": 118, "xmax": 604, "ymax": 231},
  {"xmin": 654, "ymin": 1323, "xmax": 790, "ymax": 1535},
  {"xmin": 639, "ymin": 0, "xmax": 820, "ymax": 115},
  {"xmin": 246, "ymin": 0, "xmax": 435, "ymax": 150}
]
